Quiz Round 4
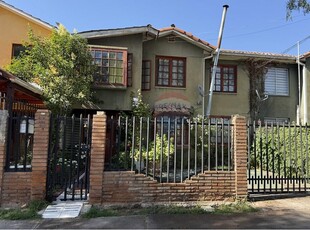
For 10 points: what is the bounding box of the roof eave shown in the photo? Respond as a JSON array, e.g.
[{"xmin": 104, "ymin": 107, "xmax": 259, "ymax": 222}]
[
  {"xmin": 220, "ymin": 50, "xmax": 297, "ymax": 63},
  {"xmin": 0, "ymin": 68, "xmax": 43, "ymax": 95},
  {"xmin": 79, "ymin": 26, "xmax": 159, "ymax": 39}
]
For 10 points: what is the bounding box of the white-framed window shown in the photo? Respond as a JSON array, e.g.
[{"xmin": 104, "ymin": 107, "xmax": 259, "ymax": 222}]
[{"xmin": 265, "ymin": 67, "xmax": 289, "ymax": 96}]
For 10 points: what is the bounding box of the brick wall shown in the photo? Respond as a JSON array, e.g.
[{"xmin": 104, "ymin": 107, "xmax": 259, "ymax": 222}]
[
  {"xmin": 0, "ymin": 110, "xmax": 248, "ymax": 207},
  {"xmin": 0, "ymin": 109, "xmax": 50, "ymax": 207},
  {"xmin": 1, "ymin": 173, "xmax": 31, "ymax": 207},
  {"xmin": 0, "ymin": 111, "xmax": 8, "ymax": 206},
  {"xmin": 101, "ymin": 171, "xmax": 235, "ymax": 204},
  {"xmin": 89, "ymin": 114, "xmax": 248, "ymax": 205}
]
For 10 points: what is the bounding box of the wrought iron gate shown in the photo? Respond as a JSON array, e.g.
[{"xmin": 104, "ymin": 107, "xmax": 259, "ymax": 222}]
[
  {"xmin": 46, "ymin": 114, "xmax": 92, "ymax": 201},
  {"xmin": 247, "ymin": 121, "xmax": 310, "ymax": 195}
]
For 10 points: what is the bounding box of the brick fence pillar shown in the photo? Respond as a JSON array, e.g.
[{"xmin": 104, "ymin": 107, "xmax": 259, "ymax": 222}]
[
  {"xmin": 31, "ymin": 109, "xmax": 51, "ymax": 201},
  {"xmin": 89, "ymin": 112, "xmax": 106, "ymax": 205},
  {"xmin": 231, "ymin": 115, "xmax": 248, "ymax": 199},
  {"xmin": 0, "ymin": 110, "xmax": 8, "ymax": 205}
]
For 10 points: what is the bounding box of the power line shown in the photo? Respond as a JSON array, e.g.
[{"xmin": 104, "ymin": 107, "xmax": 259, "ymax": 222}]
[{"xmin": 207, "ymin": 17, "xmax": 310, "ymax": 41}]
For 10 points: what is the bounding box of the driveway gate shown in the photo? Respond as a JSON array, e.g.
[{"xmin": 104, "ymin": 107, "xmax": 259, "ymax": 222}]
[
  {"xmin": 247, "ymin": 121, "xmax": 310, "ymax": 195},
  {"xmin": 46, "ymin": 114, "xmax": 92, "ymax": 201}
]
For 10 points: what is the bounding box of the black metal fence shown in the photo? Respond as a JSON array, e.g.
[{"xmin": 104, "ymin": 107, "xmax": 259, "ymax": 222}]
[
  {"xmin": 2, "ymin": 94, "xmax": 46, "ymax": 172},
  {"xmin": 46, "ymin": 114, "xmax": 92, "ymax": 201},
  {"xmin": 106, "ymin": 116, "xmax": 233, "ymax": 183},
  {"xmin": 247, "ymin": 121, "xmax": 310, "ymax": 194}
]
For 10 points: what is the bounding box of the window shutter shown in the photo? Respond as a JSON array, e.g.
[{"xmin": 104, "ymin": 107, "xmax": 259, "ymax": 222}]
[{"xmin": 265, "ymin": 67, "xmax": 288, "ymax": 96}]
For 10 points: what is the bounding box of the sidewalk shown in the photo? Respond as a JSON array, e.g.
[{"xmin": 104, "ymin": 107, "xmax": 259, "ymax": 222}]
[{"xmin": 0, "ymin": 196, "xmax": 310, "ymax": 229}]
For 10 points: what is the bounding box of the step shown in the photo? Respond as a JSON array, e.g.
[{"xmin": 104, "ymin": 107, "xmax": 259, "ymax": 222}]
[{"xmin": 42, "ymin": 202, "xmax": 84, "ymax": 219}]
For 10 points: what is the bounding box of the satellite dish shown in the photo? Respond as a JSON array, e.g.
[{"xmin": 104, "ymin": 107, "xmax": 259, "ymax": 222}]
[{"xmin": 198, "ymin": 85, "xmax": 204, "ymax": 97}]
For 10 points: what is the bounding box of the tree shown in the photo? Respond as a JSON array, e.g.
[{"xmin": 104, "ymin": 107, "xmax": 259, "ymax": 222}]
[
  {"xmin": 6, "ymin": 24, "xmax": 95, "ymax": 114},
  {"xmin": 286, "ymin": 0, "xmax": 310, "ymax": 19}
]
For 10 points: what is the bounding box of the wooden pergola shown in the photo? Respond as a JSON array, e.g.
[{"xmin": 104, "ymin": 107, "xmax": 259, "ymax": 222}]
[{"xmin": 0, "ymin": 68, "xmax": 46, "ymax": 115}]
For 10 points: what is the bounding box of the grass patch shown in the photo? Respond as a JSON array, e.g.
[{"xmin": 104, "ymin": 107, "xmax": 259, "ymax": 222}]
[
  {"xmin": 82, "ymin": 204, "xmax": 209, "ymax": 219},
  {"xmin": 82, "ymin": 206, "xmax": 119, "ymax": 218},
  {"xmin": 0, "ymin": 200, "xmax": 49, "ymax": 220},
  {"xmin": 213, "ymin": 201, "xmax": 258, "ymax": 214},
  {"xmin": 82, "ymin": 201, "xmax": 258, "ymax": 219}
]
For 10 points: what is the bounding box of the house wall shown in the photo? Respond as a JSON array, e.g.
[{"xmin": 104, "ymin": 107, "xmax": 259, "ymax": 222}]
[
  {"xmin": 259, "ymin": 64, "xmax": 298, "ymax": 122},
  {"xmin": 0, "ymin": 5, "xmax": 52, "ymax": 67},
  {"xmin": 205, "ymin": 60, "xmax": 250, "ymax": 118},
  {"xmin": 142, "ymin": 36, "xmax": 205, "ymax": 116},
  {"xmin": 88, "ymin": 34, "xmax": 144, "ymax": 111}
]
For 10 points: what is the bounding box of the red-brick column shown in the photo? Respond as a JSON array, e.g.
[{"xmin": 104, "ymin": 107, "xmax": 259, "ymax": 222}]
[
  {"xmin": 89, "ymin": 112, "xmax": 106, "ymax": 205},
  {"xmin": 31, "ymin": 109, "xmax": 51, "ymax": 201},
  {"xmin": 231, "ymin": 115, "xmax": 248, "ymax": 199},
  {"xmin": 0, "ymin": 110, "xmax": 9, "ymax": 205}
]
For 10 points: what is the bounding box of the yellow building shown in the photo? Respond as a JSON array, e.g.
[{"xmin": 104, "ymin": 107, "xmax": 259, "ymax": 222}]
[{"xmin": 0, "ymin": 0, "xmax": 53, "ymax": 68}]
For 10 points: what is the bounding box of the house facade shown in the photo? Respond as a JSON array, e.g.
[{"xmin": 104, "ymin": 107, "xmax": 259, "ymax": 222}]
[
  {"xmin": 79, "ymin": 25, "xmax": 300, "ymax": 124},
  {"xmin": 0, "ymin": 0, "xmax": 53, "ymax": 68}
]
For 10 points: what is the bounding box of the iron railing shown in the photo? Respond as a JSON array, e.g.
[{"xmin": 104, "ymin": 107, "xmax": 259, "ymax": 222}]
[
  {"xmin": 247, "ymin": 121, "xmax": 310, "ymax": 194},
  {"xmin": 106, "ymin": 116, "xmax": 233, "ymax": 183}
]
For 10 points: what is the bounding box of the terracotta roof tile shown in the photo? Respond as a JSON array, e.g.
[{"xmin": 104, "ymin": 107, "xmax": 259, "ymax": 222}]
[{"xmin": 159, "ymin": 26, "xmax": 215, "ymax": 49}]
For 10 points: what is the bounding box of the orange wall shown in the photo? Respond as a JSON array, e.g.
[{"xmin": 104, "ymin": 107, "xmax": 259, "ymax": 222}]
[{"xmin": 0, "ymin": 5, "xmax": 52, "ymax": 68}]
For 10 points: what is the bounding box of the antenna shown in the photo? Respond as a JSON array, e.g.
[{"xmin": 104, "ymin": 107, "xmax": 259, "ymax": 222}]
[{"xmin": 256, "ymin": 90, "xmax": 268, "ymax": 101}]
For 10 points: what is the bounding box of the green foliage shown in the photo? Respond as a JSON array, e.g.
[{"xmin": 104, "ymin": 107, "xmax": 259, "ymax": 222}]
[
  {"xmin": 213, "ymin": 201, "xmax": 258, "ymax": 214},
  {"xmin": 287, "ymin": 0, "xmax": 310, "ymax": 19},
  {"xmin": 131, "ymin": 89, "xmax": 151, "ymax": 118},
  {"xmin": 251, "ymin": 124, "xmax": 310, "ymax": 177},
  {"xmin": 6, "ymin": 24, "xmax": 96, "ymax": 114},
  {"xmin": 82, "ymin": 206, "xmax": 118, "ymax": 218},
  {"xmin": 0, "ymin": 200, "xmax": 49, "ymax": 220}
]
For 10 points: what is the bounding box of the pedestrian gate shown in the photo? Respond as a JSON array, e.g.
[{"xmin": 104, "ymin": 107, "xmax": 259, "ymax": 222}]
[{"xmin": 46, "ymin": 114, "xmax": 92, "ymax": 201}]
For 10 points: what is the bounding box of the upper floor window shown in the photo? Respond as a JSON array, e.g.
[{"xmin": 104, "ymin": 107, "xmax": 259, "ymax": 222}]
[
  {"xmin": 156, "ymin": 56, "xmax": 186, "ymax": 87},
  {"xmin": 142, "ymin": 60, "xmax": 151, "ymax": 90},
  {"xmin": 212, "ymin": 65, "xmax": 237, "ymax": 93},
  {"xmin": 12, "ymin": 44, "xmax": 28, "ymax": 59},
  {"xmin": 265, "ymin": 67, "xmax": 289, "ymax": 96},
  {"xmin": 91, "ymin": 47, "xmax": 127, "ymax": 86}
]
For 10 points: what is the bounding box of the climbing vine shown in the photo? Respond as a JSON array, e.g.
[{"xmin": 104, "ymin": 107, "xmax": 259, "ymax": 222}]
[{"xmin": 245, "ymin": 58, "xmax": 269, "ymax": 122}]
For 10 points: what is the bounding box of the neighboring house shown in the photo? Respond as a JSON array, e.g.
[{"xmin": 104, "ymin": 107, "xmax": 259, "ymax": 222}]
[
  {"xmin": 79, "ymin": 25, "xmax": 299, "ymax": 124},
  {"xmin": 0, "ymin": 67, "xmax": 45, "ymax": 113},
  {"xmin": 0, "ymin": 0, "xmax": 53, "ymax": 68}
]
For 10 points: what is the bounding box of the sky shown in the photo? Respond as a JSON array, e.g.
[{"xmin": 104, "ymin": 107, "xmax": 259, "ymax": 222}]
[{"xmin": 4, "ymin": 0, "xmax": 310, "ymax": 55}]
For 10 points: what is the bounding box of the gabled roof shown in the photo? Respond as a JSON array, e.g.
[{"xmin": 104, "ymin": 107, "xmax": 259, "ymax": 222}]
[
  {"xmin": 0, "ymin": 0, "xmax": 54, "ymax": 30},
  {"xmin": 159, "ymin": 26, "xmax": 215, "ymax": 51},
  {"xmin": 78, "ymin": 25, "xmax": 159, "ymax": 39}
]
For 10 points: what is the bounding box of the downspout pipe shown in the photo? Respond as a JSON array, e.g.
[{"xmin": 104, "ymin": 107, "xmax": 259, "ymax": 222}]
[
  {"xmin": 206, "ymin": 5, "xmax": 229, "ymax": 117},
  {"xmin": 297, "ymin": 60, "xmax": 308, "ymax": 124}
]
